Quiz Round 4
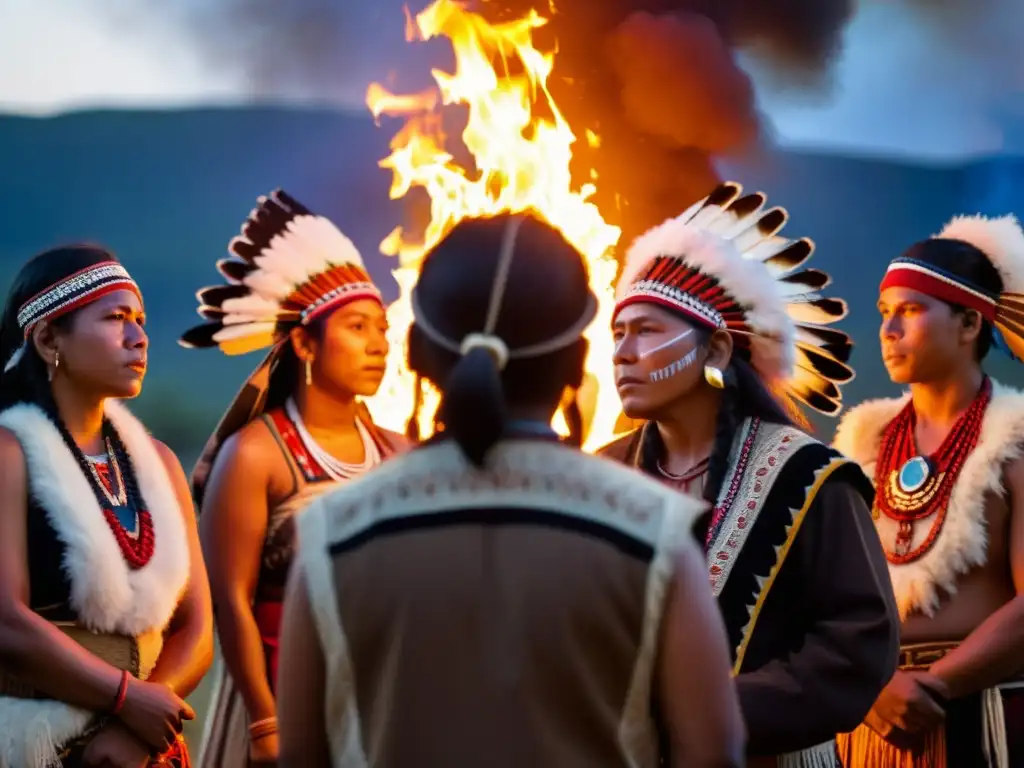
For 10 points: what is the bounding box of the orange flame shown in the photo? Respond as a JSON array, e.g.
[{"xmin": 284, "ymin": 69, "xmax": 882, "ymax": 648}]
[{"xmin": 363, "ymin": 0, "xmax": 624, "ymax": 451}]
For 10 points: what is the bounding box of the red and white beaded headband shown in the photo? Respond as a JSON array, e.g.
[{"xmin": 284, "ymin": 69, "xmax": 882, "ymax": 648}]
[
  {"xmin": 16, "ymin": 261, "xmax": 140, "ymax": 336},
  {"xmin": 880, "ymin": 258, "xmax": 998, "ymax": 321}
]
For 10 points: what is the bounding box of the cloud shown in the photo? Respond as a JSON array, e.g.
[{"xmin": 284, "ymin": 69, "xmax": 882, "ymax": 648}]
[{"xmin": 752, "ymin": 0, "xmax": 1024, "ymax": 160}]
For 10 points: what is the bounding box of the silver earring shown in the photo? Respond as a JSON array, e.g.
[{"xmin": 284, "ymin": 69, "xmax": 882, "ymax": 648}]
[
  {"xmin": 49, "ymin": 350, "xmax": 60, "ymax": 382},
  {"xmin": 305, "ymin": 359, "xmax": 312, "ymax": 386}
]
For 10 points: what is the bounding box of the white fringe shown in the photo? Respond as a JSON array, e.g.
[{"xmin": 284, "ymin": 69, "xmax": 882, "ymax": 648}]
[
  {"xmin": 983, "ymin": 686, "xmax": 1009, "ymax": 768},
  {"xmin": 779, "ymin": 740, "xmax": 838, "ymax": 768}
]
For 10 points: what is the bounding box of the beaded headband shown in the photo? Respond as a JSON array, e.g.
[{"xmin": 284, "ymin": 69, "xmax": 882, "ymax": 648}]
[
  {"xmin": 4, "ymin": 261, "xmax": 140, "ymax": 373},
  {"xmin": 880, "ymin": 257, "xmax": 998, "ymax": 321},
  {"xmin": 880, "ymin": 213, "xmax": 1024, "ymax": 361}
]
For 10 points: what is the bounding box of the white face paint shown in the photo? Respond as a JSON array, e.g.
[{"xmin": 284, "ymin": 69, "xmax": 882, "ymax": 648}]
[
  {"xmin": 638, "ymin": 328, "xmax": 693, "ymax": 360},
  {"xmin": 650, "ymin": 347, "xmax": 699, "ymax": 382},
  {"xmin": 636, "ymin": 328, "xmax": 699, "ymax": 382}
]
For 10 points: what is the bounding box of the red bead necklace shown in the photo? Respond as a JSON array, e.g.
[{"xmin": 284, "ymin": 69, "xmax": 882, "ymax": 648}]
[
  {"xmin": 873, "ymin": 377, "xmax": 991, "ymax": 564},
  {"xmin": 78, "ymin": 431, "xmax": 156, "ymax": 569}
]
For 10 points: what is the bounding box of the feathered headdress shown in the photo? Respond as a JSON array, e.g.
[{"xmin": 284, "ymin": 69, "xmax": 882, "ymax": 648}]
[
  {"xmin": 180, "ymin": 189, "xmax": 381, "ymax": 354},
  {"xmin": 615, "ymin": 181, "xmax": 854, "ymax": 418},
  {"xmin": 881, "ymin": 213, "xmax": 1024, "ymax": 360},
  {"xmin": 180, "ymin": 189, "xmax": 383, "ymax": 504}
]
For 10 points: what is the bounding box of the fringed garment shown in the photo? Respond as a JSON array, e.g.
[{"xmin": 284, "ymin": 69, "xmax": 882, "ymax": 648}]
[
  {"xmin": 0, "ymin": 401, "xmax": 191, "ymax": 768},
  {"xmin": 836, "ymin": 642, "xmax": 1024, "ymax": 767}
]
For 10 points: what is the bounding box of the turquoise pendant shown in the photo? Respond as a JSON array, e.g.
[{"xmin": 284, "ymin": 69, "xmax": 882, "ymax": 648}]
[{"xmin": 897, "ymin": 456, "xmax": 933, "ymax": 494}]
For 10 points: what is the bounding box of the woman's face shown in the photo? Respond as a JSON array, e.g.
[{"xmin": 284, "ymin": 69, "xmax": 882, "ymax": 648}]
[
  {"xmin": 612, "ymin": 302, "xmax": 708, "ymax": 419},
  {"xmin": 46, "ymin": 289, "xmax": 148, "ymax": 399},
  {"xmin": 304, "ymin": 299, "xmax": 390, "ymax": 397}
]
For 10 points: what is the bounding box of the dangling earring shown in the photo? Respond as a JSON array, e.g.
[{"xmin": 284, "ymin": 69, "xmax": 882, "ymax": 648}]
[
  {"xmin": 49, "ymin": 350, "xmax": 60, "ymax": 382},
  {"xmin": 704, "ymin": 364, "xmax": 724, "ymax": 389},
  {"xmin": 304, "ymin": 358, "xmax": 313, "ymax": 386}
]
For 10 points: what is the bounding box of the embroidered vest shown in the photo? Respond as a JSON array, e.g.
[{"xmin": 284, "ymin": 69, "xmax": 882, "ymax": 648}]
[
  {"xmin": 834, "ymin": 380, "xmax": 1024, "ymax": 619},
  {"xmin": 295, "ymin": 438, "xmax": 704, "ymax": 768}
]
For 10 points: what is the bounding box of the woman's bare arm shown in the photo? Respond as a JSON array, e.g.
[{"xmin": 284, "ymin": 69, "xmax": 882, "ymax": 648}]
[
  {"xmin": 0, "ymin": 428, "xmax": 129, "ymax": 709},
  {"xmin": 659, "ymin": 529, "xmax": 746, "ymax": 768},
  {"xmin": 277, "ymin": 562, "xmax": 331, "ymax": 767},
  {"xmin": 143, "ymin": 440, "xmax": 214, "ymax": 697},
  {"xmin": 200, "ymin": 425, "xmax": 278, "ymax": 722}
]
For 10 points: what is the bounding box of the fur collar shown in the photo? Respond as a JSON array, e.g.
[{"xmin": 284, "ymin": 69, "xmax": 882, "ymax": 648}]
[
  {"xmin": 0, "ymin": 400, "xmax": 190, "ymax": 635},
  {"xmin": 833, "ymin": 380, "xmax": 1024, "ymax": 618}
]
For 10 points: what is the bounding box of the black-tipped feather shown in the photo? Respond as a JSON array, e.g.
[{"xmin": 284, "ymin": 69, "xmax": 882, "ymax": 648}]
[
  {"xmin": 726, "ymin": 193, "xmax": 765, "ymax": 219},
  {"xmin": 764, "ymin": 239, "xmax": 814, "ymax": 274},
  {"xmin": 198, "ymin": 284, "xmax": 250, "ymax": 308},
  {"xmin": 197, "ymin": 305, "xmax": 226, "ymax": 321},
  {"xmin": 217, "ymin": 259, "xmax": 257, "ymax": 282},
  {"xmin": 179, "ymin": 322, "xmax": 224, "ymax": 349},
  {"xmin": 756, "ymin": 208, "xmax": 787, "ymax": 236},
  {"xmin": 797, "ymin": 347, "xmax": 855, "ymax": 383},
  {"xmin": 229, "ymin": 238, "xmax": 263, "ymax": 263},
  {"xmin": 782, "ymin": 268, "xmax": 831, "ymax": 291}
]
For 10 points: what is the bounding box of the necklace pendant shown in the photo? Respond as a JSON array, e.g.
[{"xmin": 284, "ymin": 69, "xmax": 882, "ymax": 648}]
[
  {"xmin": 894, "ymin": 520, "xmax": 914, "ymax": 557},
  {"xmin": 897, "ymin": 456, "xmax": 933, "ymax": 494}
]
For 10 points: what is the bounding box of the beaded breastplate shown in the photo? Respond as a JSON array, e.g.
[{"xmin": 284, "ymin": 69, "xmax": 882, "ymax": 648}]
[{"xmin": 872, "ymin": 377, "xmax": 991, "ymax": 565}]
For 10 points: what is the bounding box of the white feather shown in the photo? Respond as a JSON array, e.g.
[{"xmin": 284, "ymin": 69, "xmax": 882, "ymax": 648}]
[
  {"xmin": 935, "ymin": 214, "xmax": 1024, "ymax": 294},
  {"xmin": 619, "ymin": 217, "xmax": 795, "ymax": 381},
  {"xmin": 212, "ymin": 321, "xmax": 278, "ymax": 343},
  {"xmin": 221, "ymin": 294, "xmax": 283, "ymax": 318},
  {"xmin": 242, "ymin": 270, "xmax": 293, "ymax": 301}
]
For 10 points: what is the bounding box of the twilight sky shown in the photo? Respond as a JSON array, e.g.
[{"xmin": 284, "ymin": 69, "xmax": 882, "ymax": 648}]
[{"xmin": 1, "ymin": 0, "xmax": 1021, "ymax": 162}]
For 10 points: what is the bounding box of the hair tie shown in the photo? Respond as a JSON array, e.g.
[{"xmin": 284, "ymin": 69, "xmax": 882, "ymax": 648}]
[{"xmin": 460, "ymin": 333, "xmax": 510, "ymax": 370}]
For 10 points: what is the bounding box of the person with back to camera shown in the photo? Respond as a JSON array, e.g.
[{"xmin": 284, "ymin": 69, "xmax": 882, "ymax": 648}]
[
  {"xmin": 0, "ymin": 245, "xmax": 213, "ymax": 767},
  {"xmin": 273, "ymin": 211, "xmax": 748, "ymax": 767},
  {"xmin": 600, "ymin": 181, "xmax": 901, "ymax": 767}
]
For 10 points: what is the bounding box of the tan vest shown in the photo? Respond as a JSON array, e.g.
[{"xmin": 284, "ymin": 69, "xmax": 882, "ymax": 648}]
[{"xmin": 296, "ymin": 438, "xmax": 704, "ymax": 768}]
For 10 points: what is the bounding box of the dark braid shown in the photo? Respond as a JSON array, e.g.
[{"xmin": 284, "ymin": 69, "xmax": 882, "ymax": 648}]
[
  {"xmin": 563, "ymin": 395, "xmax": 583, "ymax": 448},
  {"xmin": 702, "ymin": 365, "xmax": 741, "ymax": 505},
  {"xmin": 406, "ymin": 374, "xmax": 424, "ymax": 442}
]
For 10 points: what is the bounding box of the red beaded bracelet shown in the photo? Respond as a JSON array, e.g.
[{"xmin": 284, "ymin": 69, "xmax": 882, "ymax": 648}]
[{"xmin": 111, "ymin": 670, "xmax": 130, "ymax": 715}]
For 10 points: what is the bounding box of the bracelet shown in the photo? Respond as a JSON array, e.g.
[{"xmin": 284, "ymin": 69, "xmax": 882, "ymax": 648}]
[
  {"xmin": 248, "ymin": 716, "xmax": 278, "ymax": 741},
  {"xmin": 111, "ymin": 670, "xmax": 130, "ymax": 715}
]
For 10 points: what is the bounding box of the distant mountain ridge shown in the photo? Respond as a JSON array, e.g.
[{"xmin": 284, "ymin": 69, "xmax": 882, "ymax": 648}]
[{"xmin": 0, "ymin": 107, "xmax": 1020, "ymax": 457}]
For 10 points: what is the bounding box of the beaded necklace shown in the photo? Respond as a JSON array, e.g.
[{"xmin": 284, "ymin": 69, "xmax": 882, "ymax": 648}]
[
  {"xmin": 873, "ymin": 377, "xmax": 991, "ymax": 565},
  {"xmin": 58, "ymin": 417, "xmax": 155, "ymax": 569},
  {"xmin": 657, "ymin": 455, "xmax": 709, "ymax": 496}
]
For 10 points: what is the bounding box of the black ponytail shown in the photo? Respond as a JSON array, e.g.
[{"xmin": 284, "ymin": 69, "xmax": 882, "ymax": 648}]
[{"xmin": 439, "ymin": 347, "xmax": 507, "ymax": 467}]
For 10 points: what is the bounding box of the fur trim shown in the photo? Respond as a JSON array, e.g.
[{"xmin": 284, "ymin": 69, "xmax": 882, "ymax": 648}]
[
  {"xmin": 936, "ymin": 214, "xmax": 1024, "ymax": 294},
  {"xmin": 0, "ymin": 702, "xmax": 92, "ymax": 768},
  {"xmin": 617, "ymin": 216, "xmax": 795, "ymax": 381},
  {"xmin": 0, "ymin": 401, "xmax": 190, "ymax": 767},
  {"xmin": 833, "ymin": 381, "xmax": 1024, "ymax": 618},
  {"xmin": 0, "ymin": 400, "xmax": 190, "ymax": 634}
]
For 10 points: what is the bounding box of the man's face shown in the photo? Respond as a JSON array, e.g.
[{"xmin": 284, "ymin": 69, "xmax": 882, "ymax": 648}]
[
  {"xmin": 878, "ymin": 286, "xmax": 975, "ymax": 384},
  {"xmin": 612, "ymin": 303, "xmax": 706, "ymax": 419}
]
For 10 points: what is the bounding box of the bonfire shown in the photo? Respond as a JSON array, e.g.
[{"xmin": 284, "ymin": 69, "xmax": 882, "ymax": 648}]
[{"xmin": 363, "ymin": 0, "xmax": 623, "ymax": 451}]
